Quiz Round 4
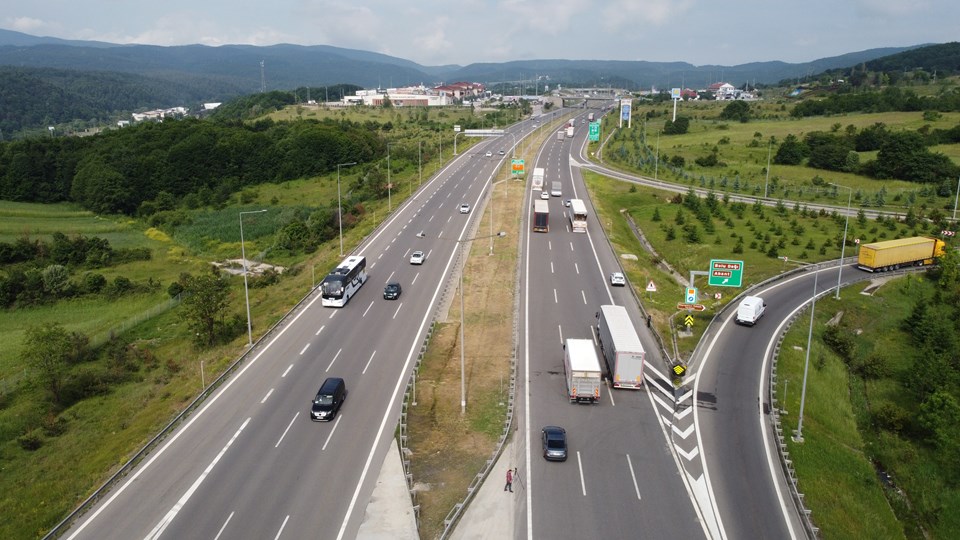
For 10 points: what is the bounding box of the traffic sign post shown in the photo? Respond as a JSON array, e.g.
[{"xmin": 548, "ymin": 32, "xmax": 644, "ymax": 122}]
[
  {"xmin": 588, "ymin": 122, "xmax": 600, "ymax": 142},
  {"xmin": 511, "ymin": 158, "xmax": 525, "ymax": 177},
  {"xmin": 708, "ymin": 259, "xmax": 744, "ymax": 287},
  {"xmin": 685, "ymin": 287, "xmax": 697, "ymax": 304}
]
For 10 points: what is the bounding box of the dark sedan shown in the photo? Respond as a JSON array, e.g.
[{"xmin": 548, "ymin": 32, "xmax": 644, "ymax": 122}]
[
  {"xmin": 383, "ymin": 282, "xmax": 402, "ymax": 300},
  {"xmin": 541, "ymin": 426, "xmax": 568, "ymax": 461}
]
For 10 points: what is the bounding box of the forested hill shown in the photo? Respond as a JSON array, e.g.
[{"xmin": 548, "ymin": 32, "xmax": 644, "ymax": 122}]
[{"xmin": 0, "ymin": 66, "xmax": 251, "ymax": 136}]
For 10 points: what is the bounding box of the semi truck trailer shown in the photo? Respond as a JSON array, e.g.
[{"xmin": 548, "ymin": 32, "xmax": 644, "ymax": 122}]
[
  {"xmin": 857, "ymin": 236, "xmax": 946, "ymax": 272},
  {"xmin": 596, "ymin": 305, "xmax": 645, "ymax": 389},
  {"xmin": 564, "ymin": 339, "xmax": 602, "ymax": 403},
  {"xmin": 533, "ymin": 200, "xmax": 549, "ymax": 232}
]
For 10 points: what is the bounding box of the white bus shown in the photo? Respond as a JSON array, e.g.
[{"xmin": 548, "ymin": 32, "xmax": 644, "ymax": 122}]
[
  {"xmin": 531, "ymin": 167, "xmax": 545, "ymax": 191},
  {"xmin": 320, "ymin": 255, "xmax": 368, "ymax": 307},
  {"xmin": 569, "ymin": 199, "xmax": 588, "ymax": 233}
]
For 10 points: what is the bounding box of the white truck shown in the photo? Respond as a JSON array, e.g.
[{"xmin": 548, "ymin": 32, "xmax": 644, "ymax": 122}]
[
  {"xmin": 596, "ymin": 305, "xmax": 645, "ymax": 389},
  {"xmin": 557, "ymin": 130, "xmax": 565, "ymax": 141},
  {"xmin": 566, "ymin": 126, "xmax": 574, "ymax": 138},
  {"xmin": 531, "ymin": 167, "xmax": 545, "ymax": 191},
  {"xmin": 735, "ymin": 295, "xmax": 766, "ymax": 326},
  {"xmin": 588, "ymin": 112, "xmax": 595, "ymax": 122},
  {"xmin": 564, "ymin": 339, "xmax": 602, "ymax": 403}
]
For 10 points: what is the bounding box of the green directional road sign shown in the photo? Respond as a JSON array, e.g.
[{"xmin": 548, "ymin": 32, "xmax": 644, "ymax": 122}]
[
  {"xmin": 708, "ymin": 259, "xmax": 744, "ymax": 287},
  {"xmin": 588, "ymin": 122, "xmax": 600, "ymax": 142},
  {"xmin": 511, "ymin": 158, "xmax": 525, "ymax": 176}
]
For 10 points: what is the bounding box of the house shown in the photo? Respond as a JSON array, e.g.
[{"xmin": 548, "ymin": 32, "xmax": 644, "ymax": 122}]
[{"xmin": 708, "ymin": 82, "xmax": 737, "ymax": 100}]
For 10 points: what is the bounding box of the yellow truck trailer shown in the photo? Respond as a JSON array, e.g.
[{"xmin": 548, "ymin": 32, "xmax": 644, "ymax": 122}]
[{"xmin": 857, "ymin": 236, "xmax": 946, "ymax": 272}]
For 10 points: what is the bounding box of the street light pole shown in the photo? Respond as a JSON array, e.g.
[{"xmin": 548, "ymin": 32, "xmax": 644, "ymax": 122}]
[
  {"xmin": 336, "ymin": 161, "xmax": 357, "ymax": 257},
  {"xmin": 458, "ymin": 231, "xmax": 507, "ymax": 414},
  {"xmin": 239, "ymin": 209, "xmax": 267, "ymax": 346},
  {"xmin": 829, "ymin": 183, "xmax": 852, "ymax": 299},
  {"xmin": 793, "ymin": 266, "xmax": 820, "ymax": 443},
  {"xmin": 764, "ymin": 139, "xmax": 772, "ymax": 198},
  {"xmin": 654, "ymin": 130, "xmax": 661, "ymax": 181},
  {"xmin": 387, "ymin": 143, "xmax": 392, "ymax": 212}
]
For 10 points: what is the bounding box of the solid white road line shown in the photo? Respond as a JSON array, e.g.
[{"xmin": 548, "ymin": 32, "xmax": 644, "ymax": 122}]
[
  {"xmin": 144, "ymin": 418, "xmax": 251, "ymax": 540},
  {"xmin": 362, "ymin": 350, "xmax": 377, "ymax": 374},
  {"xmin": 325, "ymin": 349, "xmax": 342, "ymax": 372},
  {"xmin": 212, "ymin": 511, "xmax": 233, "ymax": 540},
  {"xmin": 626, "ymin": 454, "xmax": 642, "ymax": 500},
  {"xmin": 275, "ymin": 413, "xmax": 299, "ymax": 448},
  {"xmin": 322, "ymin": 415, "xmax": 343, "ymax": 451},
  {"xmin": 577, "ymin": 451, "xmax": 587, "ymax": 497},
  {"xmin": 273, "ymin": 515, "xmax": 289, "ymax": 540}
]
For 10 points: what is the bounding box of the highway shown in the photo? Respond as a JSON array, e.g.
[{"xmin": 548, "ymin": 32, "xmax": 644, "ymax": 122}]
[
  {"xmin": 63, "ymin": 121, "xmax": 536, "ymax": 540},
  {"xmin": 520, "ymin": 112, "xmax": 706, "ymax": 539}
]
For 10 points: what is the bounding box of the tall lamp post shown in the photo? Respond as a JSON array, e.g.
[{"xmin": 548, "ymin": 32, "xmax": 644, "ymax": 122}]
[
  {"xmin": 336, "ymin": 161, "xmax": 357, "ymax": 257},
  {"xmin": 387, "ymin": 143, "xmax": 393, "ymax": 212},
  {"xmin": 763, "ymin": 139, "xmax": 773, "ymax": 198},
  {"xmin": 829, "ymin": 182, "xmax": 852, "ymax": 299},
  {"xmin": 654, "ymin": 130, "xmax": 661, "ymax": 181},
  {"xmin": 239, "ymin": 209, "xmax": 267, "ymax": 346},
  {"xmin": 793, "ymin": 263, "xmax": 821, "ymax": 443},
  {"xmin": 458, "ymin": 231, "xmax": 507, "ymax": 414}
]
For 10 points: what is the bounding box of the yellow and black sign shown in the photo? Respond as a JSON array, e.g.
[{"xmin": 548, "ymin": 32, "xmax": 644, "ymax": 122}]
[
  {"xmin": 684, "ymin": 314, "xmax": 694, "ymax": 327},
  {"xmin": 672, "ymin": 364, "xmax": 687, "ymax": 377}
]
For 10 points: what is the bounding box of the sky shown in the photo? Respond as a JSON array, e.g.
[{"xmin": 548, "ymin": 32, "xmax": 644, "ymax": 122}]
[{"xmin": 3, "ymin": 1, "xmax": 958, "ymax": 67}]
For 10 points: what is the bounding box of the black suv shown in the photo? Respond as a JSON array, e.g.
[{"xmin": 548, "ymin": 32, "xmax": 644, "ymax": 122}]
[
  {"xmin": 383, "ymin": 282, "xmax": 402, "ymax": 300},
  {"xmin": 311, "ymin": 377, "xmax": 347, "ymax": 421}
]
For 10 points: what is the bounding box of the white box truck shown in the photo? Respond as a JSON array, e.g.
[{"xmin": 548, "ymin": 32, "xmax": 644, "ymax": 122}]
[
  {"xmin": 596, "ymin": 305, "xmax": 645, "ymax": 389},
  {"xmin": 566, "ymin": 126, "xmax": 575, "ymax": 138},
  {"xmin": 557, "ymin": 130, "xmax": 565, "ymax": 141},
  {"xmin": 564, "ymin": 339, "xmax": 602, "ymax": 403},
  {"xmin": 735, "ymin": 295, "xmax": 766, "ymax": 326}
]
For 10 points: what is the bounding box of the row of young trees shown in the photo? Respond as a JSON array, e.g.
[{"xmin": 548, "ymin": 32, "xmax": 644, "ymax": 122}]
[{"xmin": 773, "ymin": 122, "xmax": 960, "ymax": 186}]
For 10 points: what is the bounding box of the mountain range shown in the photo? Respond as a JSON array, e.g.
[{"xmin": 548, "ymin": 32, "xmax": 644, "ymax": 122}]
[
  {"xmin": 0, "ymin": 28, "xmax": 941, "ymax": 136},
  {"xmin": 0, "ymin": 28, "xmax": 925, "ymax": 93}
]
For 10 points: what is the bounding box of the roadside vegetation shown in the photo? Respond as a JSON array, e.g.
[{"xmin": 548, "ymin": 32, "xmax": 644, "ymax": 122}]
[
  {"xmin": 583, "ymin": 90, "xmax": 960, "ymax": 537},
  {"xmin": 1, "ymin": 64, "xmax": 959, "ymax": 540},
  {"xmin": 0, "ymin": 100, "xmax": 533, "ymax": 538}
]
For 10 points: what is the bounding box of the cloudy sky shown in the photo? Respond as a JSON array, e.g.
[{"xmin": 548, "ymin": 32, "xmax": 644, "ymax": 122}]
[{"xmin": 3, "ymin": 1, "xmax": 957, "ymax": 67}]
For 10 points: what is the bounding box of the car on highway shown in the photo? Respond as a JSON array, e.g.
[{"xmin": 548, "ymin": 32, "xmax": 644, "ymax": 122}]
[
  {"xmin": 459, "ymin": 203, "xmax": 471, "ymax": 214},
  {"xmin": 540, "ymin": 190, "xmax": 550, "ymax": 200},
  {"xmin": 409, "ymin": 250, "xmax": 425, "ymax": 265},
  {"xmin": 485, "ymin": 151, "xmax": 493, "ymax": 157},
  {"xmin": 541, "ymin": 426, "xmax": 567, "ymax": 461},
  {"xmin": 383, "ymin": 282, "xmax": 402, "ymax": 300},
  {"xmin": 498, "ymin": 149, "xmax": 505, "ymax": 155},
  {"xmin": 610, "ymin": 272, "xmax": 626, "ymax": 287},
  {"xmin": 563, "ymin": 199, "xmax": 571, "ymax": 207},
  {"xmin": 310, "ymin": 377, "xmax": 347, "ymax": 421}
]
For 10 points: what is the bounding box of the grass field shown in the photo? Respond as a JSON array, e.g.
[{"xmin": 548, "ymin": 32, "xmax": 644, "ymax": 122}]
[{"xmin": 595, "ymin": 104, "xmax": 960, "ymax": 212}]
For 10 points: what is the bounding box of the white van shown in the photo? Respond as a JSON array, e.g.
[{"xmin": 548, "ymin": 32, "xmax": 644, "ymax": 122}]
[{"xmin": 735, "ymin": 295, "xmax": 766, "ymax": 326}]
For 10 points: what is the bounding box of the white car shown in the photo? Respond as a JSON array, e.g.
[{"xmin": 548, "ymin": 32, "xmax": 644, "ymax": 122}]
[
  {"xmin": 498, "ymin": 150, "xmax": 505, "ymax": 155},
  {"xmin": 563, "ymin": 199, "xmax": 572, "ymax": 207},
  {"xmin": 610, "ymin": 272, "xmax": 626, "ymax": 287},
  {"xmin": 540, "ymin": 190, "xmax": 550, "ymax": 200},
  {"xmin": 459, "ymin": 203, "xmax": 471, "ymax": 214},
  {"xmin": 485, "ymin": 151, "xmax": 493, "ymax": 157},
  {"xmin": 410, "ymin": 251, "xmax": 425, "ymax": 265}
]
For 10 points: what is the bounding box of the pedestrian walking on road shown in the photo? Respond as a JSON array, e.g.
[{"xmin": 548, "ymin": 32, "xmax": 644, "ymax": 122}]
[{"xmin": 504, "ymin": 468, "xmax": 513, "ymax": 492}]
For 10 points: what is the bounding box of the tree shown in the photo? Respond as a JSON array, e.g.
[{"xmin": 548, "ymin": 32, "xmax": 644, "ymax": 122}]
[
  {"xmin": 719, "ymin": 101, "xmax": 751, "ymax": 122},
  {"xmin": 662, "ymin": 116, "xmax": 690, "ymax": 135},
  {"xmin": 774, "ymin": 135, "xmax": 806, "ymax": 165},
  {"xmin": 178, "ymin": 269, "xmax": 232, "ymax": 347},
  {"xmin": 21, "ymin": 323, "xmax": 76, "ymax": 404}
]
